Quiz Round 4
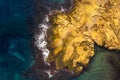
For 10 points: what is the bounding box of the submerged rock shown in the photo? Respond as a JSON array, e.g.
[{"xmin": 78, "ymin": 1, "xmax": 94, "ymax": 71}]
[{"xmin": 71, "ymin": 46, "xmax": 120, "ymax": 80}]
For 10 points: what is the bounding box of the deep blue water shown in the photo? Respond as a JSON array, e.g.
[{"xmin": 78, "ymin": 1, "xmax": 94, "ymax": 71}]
[
  {"xmin": 0, "ymin": 0, "xmax": 68, "ymax": 80},
  {"xmin": 0, "ymin": 0, "xmax": 34, "ymax": 80}
]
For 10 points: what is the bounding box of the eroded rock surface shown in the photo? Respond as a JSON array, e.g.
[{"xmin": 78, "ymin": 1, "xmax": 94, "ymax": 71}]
[{"xmin": 47, "ymin": 0, "xmax": 120, "ymax": 75}]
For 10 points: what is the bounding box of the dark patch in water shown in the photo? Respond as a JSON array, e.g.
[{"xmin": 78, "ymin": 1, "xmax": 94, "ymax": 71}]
[{"xmin": 0, "ymin": 0, "xmax": 35, "ymax": 80}]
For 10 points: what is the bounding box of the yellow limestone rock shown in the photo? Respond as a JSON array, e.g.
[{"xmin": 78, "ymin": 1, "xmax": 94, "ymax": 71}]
[{"xmin": 46, "ymin": 0, "xmax": 120, "ymax": 74}]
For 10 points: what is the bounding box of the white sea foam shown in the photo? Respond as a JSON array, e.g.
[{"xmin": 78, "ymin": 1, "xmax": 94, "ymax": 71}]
[
  {"xmin": 35, "ymin": 7, "xmax": 66, "ymax": 67},
  {"xmin": 37, "ymin": 23, "xmax": 54, "ymax": 77},
  {"xmin": 34, "ymin": 7, "xmax": 69, "ymax": 78},
  {"xmin": 34, "ymin": 15, "xmax": 58, "ymax": 78},
  {"xmin": 60, "ymin": 6, "xmax": 65, "ymax": 12},
  {"xmin": 44, "ymin": 70, "xmax": 53, "ymax": 78},
  {"xmin": 45, "ymin": 15, "xmax": 49, "ymax": 22},
  {"xmin": 35, "ymin": 15, "xmax": 50, "ymax": 65}
]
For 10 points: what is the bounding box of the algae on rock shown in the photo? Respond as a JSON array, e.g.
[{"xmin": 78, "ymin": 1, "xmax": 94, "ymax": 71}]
[{"xmin": 47, "ymin": 0, "xmax": 120, "ymax": 74}]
